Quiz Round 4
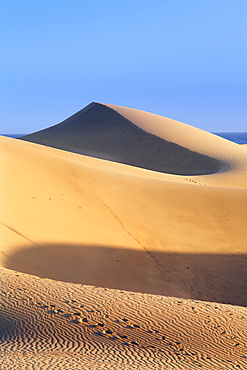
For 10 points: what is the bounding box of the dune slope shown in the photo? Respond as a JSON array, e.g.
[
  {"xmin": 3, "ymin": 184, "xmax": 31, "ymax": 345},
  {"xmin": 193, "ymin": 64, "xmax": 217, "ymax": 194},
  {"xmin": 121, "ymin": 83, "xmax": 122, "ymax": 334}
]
[
  {"xmin": 1, "ymin": 135, "xmax": 247, "ymax": 306},
  {"xmin": 1, "ymin": 103, "xmax": 247, "ymax": 369},
  {"xmin": 21, "ymin": 102, "xmax": 226, "ymax": 176}
]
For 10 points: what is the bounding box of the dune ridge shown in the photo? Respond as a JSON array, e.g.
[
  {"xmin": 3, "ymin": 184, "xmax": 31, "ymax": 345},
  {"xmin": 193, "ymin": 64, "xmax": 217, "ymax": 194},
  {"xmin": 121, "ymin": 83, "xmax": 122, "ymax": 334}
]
[
  {"xmin": 21, "ymin": 102, "xmax": 227, "ymax": 176},
  {"xmin": 20, "ymin": 102, "xmax": 247, "ymax": 187},
  {"xmin": 1, "ymin": 103, "xmax": 247, "ymax": 369}
]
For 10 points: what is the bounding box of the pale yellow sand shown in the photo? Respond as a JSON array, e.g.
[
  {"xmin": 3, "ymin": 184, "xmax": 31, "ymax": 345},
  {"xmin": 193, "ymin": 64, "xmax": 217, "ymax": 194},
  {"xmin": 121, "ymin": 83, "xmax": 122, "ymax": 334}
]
[{"xmin": 1, "ymin": 104, "xmax": 247, "ymax": 369}]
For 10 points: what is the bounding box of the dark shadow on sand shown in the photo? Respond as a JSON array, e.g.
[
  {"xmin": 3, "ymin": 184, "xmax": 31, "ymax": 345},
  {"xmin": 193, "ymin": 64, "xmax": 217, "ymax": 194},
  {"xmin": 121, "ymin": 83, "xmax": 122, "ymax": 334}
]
[{"xmin": 5, "ymin": 244, "xmax": 247, "ymax": 306}]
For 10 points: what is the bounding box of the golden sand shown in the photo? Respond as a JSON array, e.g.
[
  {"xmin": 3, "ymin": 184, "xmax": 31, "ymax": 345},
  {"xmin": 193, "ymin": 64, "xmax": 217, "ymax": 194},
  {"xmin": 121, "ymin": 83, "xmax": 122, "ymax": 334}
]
[{"xmin": 1, "ymin": 103, "xmax": 247, "ymax": 369}]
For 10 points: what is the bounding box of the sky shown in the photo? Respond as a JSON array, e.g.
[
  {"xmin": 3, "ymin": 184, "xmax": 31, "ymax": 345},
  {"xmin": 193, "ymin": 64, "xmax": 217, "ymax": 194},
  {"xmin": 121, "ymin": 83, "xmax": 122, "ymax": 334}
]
[{"xmin": 1, "ymin": 0, "xmax": 247, "ymax": 134}]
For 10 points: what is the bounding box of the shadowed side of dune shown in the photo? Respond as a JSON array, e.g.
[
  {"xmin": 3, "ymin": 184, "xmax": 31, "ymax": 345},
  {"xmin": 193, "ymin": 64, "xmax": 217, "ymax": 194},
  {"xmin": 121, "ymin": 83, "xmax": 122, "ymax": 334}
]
[
  {"xmin": 4, "ymin": 244, "xmax": 247, "ymax": 306},
  {"xmin": 20, "ymin": 103, "xmax": 225, "ymax": 176}
]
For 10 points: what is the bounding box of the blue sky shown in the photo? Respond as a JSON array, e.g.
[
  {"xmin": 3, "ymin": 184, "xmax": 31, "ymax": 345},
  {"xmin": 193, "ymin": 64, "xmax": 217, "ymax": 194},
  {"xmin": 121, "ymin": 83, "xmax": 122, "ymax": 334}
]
[{"xmin": 1, "ymin": 1, "xmax": 246, "ymax": 134}]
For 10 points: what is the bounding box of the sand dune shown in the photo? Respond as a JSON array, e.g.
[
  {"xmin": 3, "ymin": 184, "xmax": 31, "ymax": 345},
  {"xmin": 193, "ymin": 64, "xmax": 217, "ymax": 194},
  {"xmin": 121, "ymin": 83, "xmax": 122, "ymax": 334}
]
[
  {"xmin": 22, "ymin": 102, "xmax": 225, "ymax": 176},
  {"xmin": 20, "ymin": 102, "xmax": 247, "ymax": 187},
  {"xmin": 1, "ymin": 103, "xmax": 247, "ymax": 369}
]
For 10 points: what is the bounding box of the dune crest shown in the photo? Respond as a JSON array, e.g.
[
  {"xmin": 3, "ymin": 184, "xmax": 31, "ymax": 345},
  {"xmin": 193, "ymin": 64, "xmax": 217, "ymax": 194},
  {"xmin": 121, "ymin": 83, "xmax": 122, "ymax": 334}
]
[{"xmin": 21, "ymin": 102, "xmax": 228, "ymax": 176}]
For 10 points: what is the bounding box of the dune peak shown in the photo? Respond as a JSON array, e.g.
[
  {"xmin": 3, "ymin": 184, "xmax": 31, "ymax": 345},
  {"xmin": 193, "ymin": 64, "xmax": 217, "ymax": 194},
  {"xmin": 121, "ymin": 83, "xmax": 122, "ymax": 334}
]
[{"xmin": 20, "ymin": 102, "xmax": 227, "ymax": 176}]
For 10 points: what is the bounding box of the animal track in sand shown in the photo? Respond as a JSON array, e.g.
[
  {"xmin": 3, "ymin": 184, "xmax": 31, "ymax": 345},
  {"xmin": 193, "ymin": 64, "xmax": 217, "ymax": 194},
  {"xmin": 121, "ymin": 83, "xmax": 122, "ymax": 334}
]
[
  {"xmin": 1, "ymin": 269, "xmax": 247, "ymax": 369},
  {"xmin": 11, "ymin": 279, "xmax": 247, "ymax": 367},
  {"xmin": 35, "ymin": 299, "xmax": 172, "ymax": 350}
]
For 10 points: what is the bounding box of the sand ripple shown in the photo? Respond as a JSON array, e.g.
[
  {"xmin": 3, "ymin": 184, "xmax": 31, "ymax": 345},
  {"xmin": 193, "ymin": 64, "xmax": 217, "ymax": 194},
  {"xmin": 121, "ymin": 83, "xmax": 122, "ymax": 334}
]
[{"xmin": 1, "ymin": 268, "xmax": 247, "ymax": 369}]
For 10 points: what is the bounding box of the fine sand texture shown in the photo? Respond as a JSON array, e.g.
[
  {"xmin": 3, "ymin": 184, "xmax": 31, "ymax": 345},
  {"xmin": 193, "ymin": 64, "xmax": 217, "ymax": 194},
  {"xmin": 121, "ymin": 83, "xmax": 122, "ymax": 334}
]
[
  {"xmin": 1, "ymin": 268, "xmax": 247, "ymax": 369},
  {"xmin": 1, "ymin": 103, "xmax": 247, "ymax": 369}
]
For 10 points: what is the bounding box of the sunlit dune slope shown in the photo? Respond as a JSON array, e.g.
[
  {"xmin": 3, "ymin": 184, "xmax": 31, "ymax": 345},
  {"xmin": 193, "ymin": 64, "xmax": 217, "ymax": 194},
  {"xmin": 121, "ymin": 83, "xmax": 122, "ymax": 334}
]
[{"xmin": 1, "ymin": 135, "xmax": 247, "ymax": 306}]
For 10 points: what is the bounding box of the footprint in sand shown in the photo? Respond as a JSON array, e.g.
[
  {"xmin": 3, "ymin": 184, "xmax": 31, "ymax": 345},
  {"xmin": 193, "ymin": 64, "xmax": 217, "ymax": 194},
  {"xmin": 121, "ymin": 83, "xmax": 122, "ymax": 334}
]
[
  {"xmin": 72, "ymin": 317, "xmax": 88, "ymax": 324},
  {"xmin": 119, "ymin": 334, "xmax": 128, "ymax": 339},
  {"xmin": 63, "ymin": 313, "xmax": 72, "ymax": 318}
]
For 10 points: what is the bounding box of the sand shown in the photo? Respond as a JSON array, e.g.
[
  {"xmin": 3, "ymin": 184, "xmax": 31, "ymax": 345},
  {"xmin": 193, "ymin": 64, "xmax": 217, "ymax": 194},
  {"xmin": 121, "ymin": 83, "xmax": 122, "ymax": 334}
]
[{"xmin": 1, "ymin": 103, "xmax": 247, "ymax": 369}]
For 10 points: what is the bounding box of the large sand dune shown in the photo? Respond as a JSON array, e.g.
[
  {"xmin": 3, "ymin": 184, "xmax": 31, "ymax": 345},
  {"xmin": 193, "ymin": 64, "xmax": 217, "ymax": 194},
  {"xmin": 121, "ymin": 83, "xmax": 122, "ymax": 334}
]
[
  {"xmin": 1, "ymin": 103, "xmax": 247, "ymax": 369},
  {"xmin": 20, "ymin": 102, "xmax": 228, "ymax": 176}
]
